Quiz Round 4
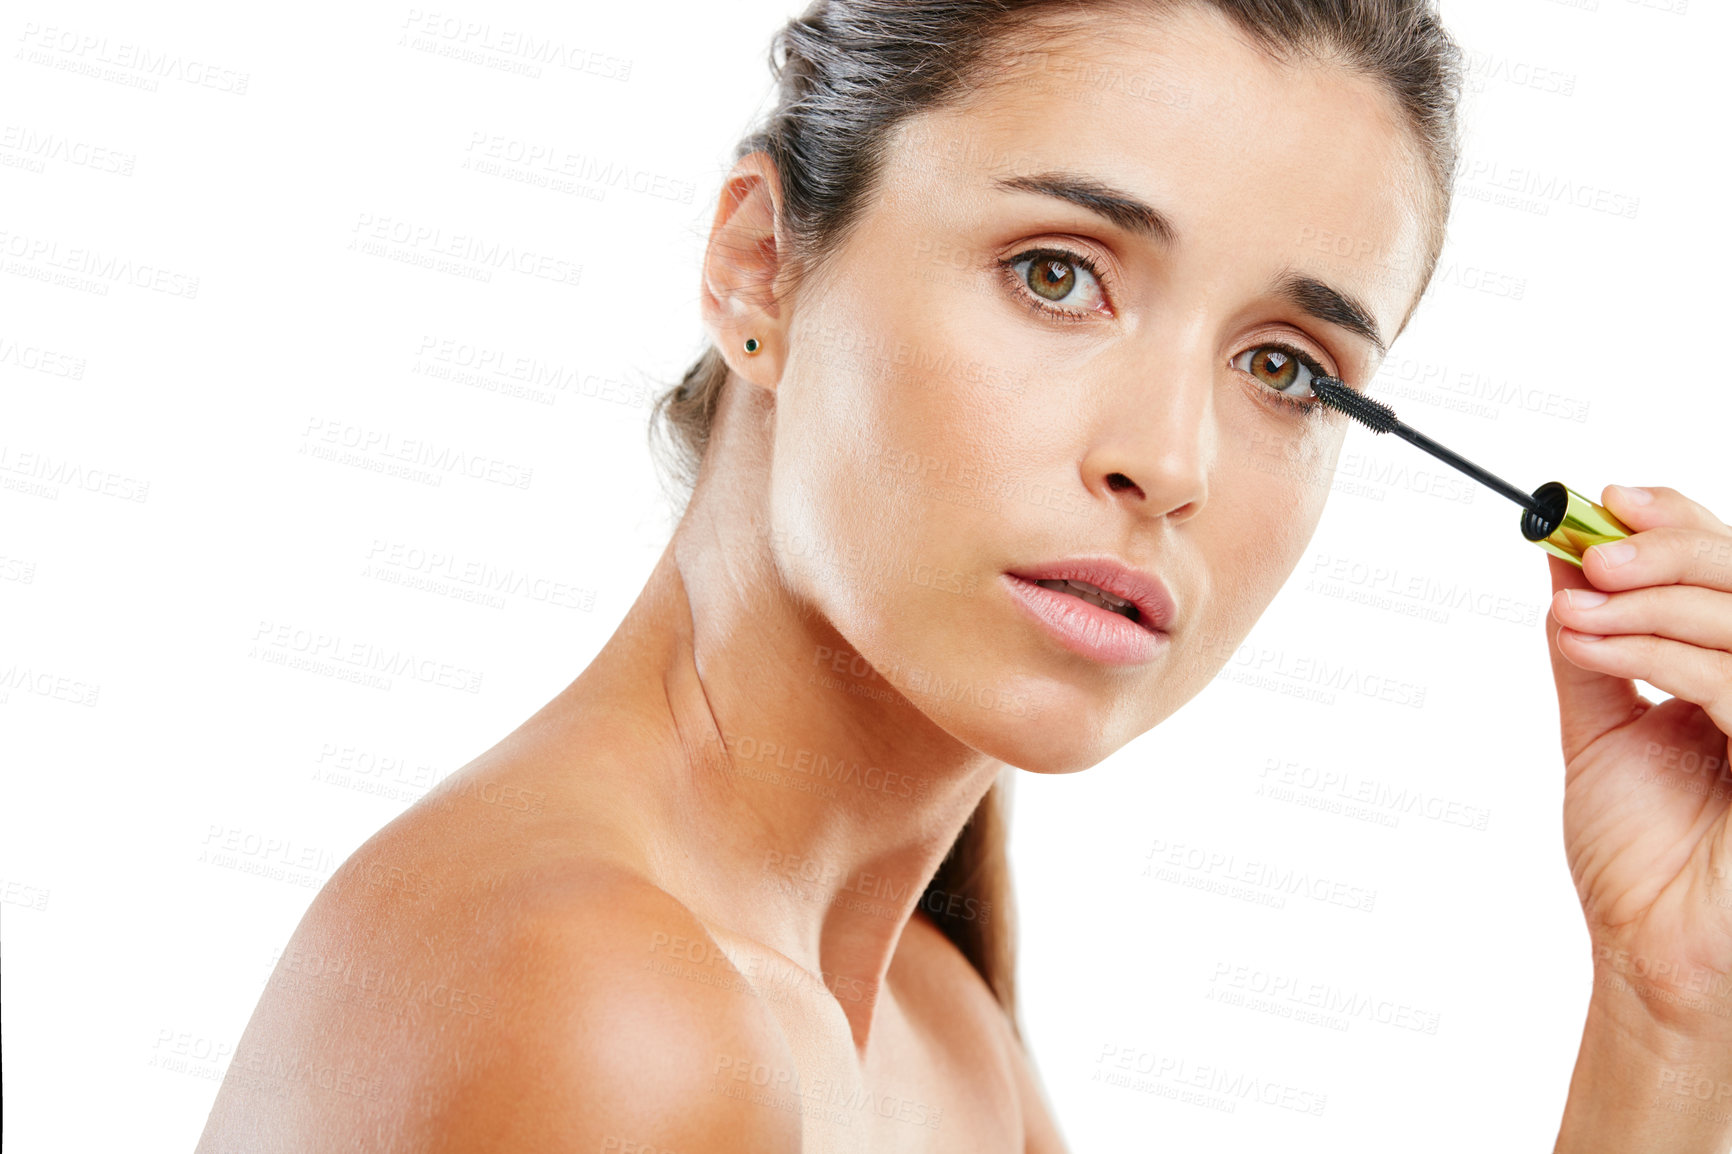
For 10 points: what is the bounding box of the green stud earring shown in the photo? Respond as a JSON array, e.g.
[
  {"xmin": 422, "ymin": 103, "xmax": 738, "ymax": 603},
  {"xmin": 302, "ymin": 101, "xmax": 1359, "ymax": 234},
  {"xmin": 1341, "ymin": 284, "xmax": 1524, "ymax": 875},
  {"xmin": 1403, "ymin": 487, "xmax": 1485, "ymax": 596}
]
[{"xmin": 743, "ymin": 337, "xmax": 761, "ymax": 355}]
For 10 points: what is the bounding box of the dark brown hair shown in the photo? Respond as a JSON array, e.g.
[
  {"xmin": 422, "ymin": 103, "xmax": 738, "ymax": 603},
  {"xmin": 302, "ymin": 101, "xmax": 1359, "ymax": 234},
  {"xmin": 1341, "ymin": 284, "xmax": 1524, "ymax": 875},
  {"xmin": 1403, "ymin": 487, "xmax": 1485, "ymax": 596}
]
[{"xmin": 647, "ymin": 0, "xmax": 1462, "ymax": 1038}]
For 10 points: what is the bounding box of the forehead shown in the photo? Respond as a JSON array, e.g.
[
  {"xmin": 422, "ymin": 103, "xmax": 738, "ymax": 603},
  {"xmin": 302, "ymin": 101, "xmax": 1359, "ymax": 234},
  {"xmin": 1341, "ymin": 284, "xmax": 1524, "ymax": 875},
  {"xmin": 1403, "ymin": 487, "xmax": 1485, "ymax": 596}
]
[{"xmin": 882, "ymin": 3, "xmax": 1433, "ymax": 330}]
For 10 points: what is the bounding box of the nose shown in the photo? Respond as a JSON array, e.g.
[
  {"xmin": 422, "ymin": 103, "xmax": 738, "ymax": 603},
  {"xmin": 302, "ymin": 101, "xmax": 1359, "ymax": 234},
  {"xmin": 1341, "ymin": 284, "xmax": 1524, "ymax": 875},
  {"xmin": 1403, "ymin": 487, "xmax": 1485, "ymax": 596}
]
[{"xmin": 1079, "ymin": 347, "xmax": 1214, "ymax": 523}]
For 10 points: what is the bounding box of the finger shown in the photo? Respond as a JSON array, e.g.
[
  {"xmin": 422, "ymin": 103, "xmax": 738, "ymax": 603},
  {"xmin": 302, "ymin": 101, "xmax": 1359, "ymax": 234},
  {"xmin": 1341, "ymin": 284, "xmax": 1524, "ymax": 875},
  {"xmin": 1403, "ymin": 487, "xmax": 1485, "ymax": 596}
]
[
  {"xmin": 1582, "ymin": 526, "xmax": 1732, "ymax": 595},
  {"xmin": 1545, "ymin": 552, "xmax": 1649, "ymax": 763},
  {"xmin": 1583, "ymin": 483, "xmax": 1732, "ymax": 591},
  {"xmin": 1599, "ymin": 484, "xmax": 1731, "ymax": 538},
  {"xmin": 1550, "ymin": 584, "xmax": 1732, "ymax": 653},
  {"xmin": 1551, "ymin": 626, "xmax": 1732, "ymax": 738}
]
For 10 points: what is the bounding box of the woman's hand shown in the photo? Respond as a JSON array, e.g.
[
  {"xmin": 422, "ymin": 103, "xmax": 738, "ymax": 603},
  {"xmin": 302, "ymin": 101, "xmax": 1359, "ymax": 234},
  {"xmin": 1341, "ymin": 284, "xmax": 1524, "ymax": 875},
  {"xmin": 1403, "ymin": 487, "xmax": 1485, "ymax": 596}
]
[{"xmin": 1545, "ymin": 484, "xmax": 1732, "ymax": 1149}]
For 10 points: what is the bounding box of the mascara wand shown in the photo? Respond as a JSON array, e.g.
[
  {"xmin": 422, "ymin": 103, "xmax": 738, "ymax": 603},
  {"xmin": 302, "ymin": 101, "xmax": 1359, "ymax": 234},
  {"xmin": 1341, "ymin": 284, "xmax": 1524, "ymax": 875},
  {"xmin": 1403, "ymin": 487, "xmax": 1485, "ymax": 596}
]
[{"xmin": 1309, "ymin": 376, "xmax": 1631, "ymax": 569}]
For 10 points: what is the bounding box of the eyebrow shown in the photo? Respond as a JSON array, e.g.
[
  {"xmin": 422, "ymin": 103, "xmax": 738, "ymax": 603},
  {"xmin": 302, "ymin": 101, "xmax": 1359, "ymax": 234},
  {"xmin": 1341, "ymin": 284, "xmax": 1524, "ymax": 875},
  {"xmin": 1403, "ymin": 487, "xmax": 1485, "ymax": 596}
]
[
  {"xmin": 1275, "ymin": 272, "xmax": 1387, "ymax": 355},
  {"xmin": 990, "ymin": 171, "xmax": 1176, "ymax": 245},
  {"xmin": 991, "ymin": 169, "xmax": 1386, "ymax": 354}
]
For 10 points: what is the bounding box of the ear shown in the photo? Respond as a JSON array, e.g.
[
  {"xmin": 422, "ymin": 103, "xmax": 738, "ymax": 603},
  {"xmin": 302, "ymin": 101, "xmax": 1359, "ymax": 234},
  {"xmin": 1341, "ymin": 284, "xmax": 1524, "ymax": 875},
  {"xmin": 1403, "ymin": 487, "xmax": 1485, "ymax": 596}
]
[{"xmin": 699, "ymin": 151, "xmax": 789, "ymax": 393}]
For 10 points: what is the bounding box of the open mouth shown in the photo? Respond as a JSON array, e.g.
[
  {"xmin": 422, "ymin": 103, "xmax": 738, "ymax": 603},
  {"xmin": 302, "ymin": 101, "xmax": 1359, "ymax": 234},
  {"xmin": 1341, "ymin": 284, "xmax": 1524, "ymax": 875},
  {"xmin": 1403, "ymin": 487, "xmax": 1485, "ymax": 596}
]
[{"xmin": 1028, "ymin": 578, "xmax": 1142, "ymax": 624}]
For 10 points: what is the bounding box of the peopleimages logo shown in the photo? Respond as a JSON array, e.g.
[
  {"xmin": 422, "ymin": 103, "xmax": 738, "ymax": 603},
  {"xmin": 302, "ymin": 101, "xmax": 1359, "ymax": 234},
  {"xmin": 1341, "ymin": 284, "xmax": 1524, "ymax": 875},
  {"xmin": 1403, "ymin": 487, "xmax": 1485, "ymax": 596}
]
[
  {"xmin": 300, "ymin": 418, "xmax": 533, "ymax": 490},
  {"xmin": 0, "ymin": 228, "xmax": 199, "ymax": 297},
  {"xmin": 0, "ymin": 444, "xmax": 149, "ymax": 502},
  {"xmin": 249, "ymin": 620, "xmax": 484, "ymax": 695},
  {"xmin": 362, "ymin": 540, "xmax": 594, "ymax": 611},
  {"xmin": 713, "ymin": 730, "xmax": 928, "ymax": 801},
  {"xmin": 15, "ymin": 22, "xmax": 251, "ymax": 94},
  {"xmin": 348, "ymin": 213, "xmax": 583, "ymax": 288},
  {"xmin": 1142, "ymin": 838, "xmax": 1378, "ymax": 913}
]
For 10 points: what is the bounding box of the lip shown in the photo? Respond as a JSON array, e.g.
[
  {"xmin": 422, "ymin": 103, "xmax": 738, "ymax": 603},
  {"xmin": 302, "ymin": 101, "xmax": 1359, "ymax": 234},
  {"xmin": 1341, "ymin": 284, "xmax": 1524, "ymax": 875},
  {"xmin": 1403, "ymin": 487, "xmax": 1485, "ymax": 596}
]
[
  {"xmin": 1001, "ymin": 556, "xmax": 1176, "ymax": 666},
  {"xmin": 1005, "ymin": 556, "xmax": 1176, "ymax": 631}
]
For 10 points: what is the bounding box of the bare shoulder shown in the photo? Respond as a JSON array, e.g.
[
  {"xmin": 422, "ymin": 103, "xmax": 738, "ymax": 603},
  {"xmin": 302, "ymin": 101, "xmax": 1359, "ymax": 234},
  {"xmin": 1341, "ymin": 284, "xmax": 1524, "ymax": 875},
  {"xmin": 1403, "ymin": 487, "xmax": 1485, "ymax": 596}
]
[
  {"xmin": 196, "ymin": 790, "xmax": 801, "ymax": 1153},
  {"xmin": 893, "ymin": 911, "xmax": 1070, "ymax": 1153}
]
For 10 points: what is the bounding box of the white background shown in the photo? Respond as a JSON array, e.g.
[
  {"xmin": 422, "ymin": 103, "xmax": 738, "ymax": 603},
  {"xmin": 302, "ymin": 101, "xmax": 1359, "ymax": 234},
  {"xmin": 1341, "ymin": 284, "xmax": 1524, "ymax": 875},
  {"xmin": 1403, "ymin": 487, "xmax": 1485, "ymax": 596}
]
[{"xmin": 2, "ymin": 0, "xmax": 1724, "ymax": 1149}]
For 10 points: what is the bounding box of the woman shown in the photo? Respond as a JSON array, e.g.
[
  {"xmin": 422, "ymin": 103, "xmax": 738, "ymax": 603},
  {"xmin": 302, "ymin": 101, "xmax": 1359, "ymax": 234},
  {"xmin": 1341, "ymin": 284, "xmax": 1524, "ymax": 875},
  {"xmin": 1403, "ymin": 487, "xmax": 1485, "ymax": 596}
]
[{"xmin": 197, "ymin": 0, "xmax": 1732, "ymax": 1149}]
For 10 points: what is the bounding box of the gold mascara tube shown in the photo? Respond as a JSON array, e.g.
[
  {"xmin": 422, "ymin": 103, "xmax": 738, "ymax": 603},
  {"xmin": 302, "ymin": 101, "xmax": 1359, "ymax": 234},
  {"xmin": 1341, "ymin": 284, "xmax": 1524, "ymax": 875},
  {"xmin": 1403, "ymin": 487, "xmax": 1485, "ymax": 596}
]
[{"xmin": 1518, "ymin": 481, "xmax": 1634, "ymax": 568}]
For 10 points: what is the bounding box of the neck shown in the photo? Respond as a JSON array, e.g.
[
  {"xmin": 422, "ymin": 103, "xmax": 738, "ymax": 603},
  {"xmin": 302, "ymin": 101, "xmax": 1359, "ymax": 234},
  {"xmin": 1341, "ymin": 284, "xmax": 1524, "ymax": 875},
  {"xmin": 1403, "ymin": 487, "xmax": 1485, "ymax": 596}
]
[{"xmin": 576, "ymin": 380, "xmax": 1007, "ymax": 1052}]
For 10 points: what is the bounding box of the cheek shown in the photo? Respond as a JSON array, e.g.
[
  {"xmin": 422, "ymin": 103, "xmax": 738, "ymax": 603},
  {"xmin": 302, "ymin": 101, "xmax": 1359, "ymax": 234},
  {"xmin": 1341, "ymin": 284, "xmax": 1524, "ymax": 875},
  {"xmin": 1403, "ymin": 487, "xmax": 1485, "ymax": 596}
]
[
  {"xmin": 1230, "ymin": 416, "xmax": 1338, "ymax": 521},
  {"xmin": 765, "ymin": 336, "xmax": 990, "ymax": 643},
  {"xmin": 1201, "ymin": 423, "xmax": 1338, "ymax": 619},
  {"xmin": 775, "ymin": 260, "xmax": 1046, "ymax": 556}
]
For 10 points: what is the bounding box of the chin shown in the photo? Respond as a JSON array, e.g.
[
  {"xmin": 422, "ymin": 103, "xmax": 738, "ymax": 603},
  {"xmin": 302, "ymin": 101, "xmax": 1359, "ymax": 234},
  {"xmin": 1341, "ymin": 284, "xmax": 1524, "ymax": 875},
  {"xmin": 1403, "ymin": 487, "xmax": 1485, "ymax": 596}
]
[
  {"xmin": 986, "ymin": 723, "xmax": 1121, "ymax": 776},
  {"xmin": 924, "ymin": 679, "xmax": 1143, "ymax": 776}
]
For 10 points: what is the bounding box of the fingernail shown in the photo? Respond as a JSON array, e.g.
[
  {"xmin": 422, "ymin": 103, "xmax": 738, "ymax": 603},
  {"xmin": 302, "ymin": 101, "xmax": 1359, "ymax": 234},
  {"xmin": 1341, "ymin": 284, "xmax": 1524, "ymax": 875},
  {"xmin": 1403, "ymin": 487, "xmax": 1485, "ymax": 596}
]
[
  {"xmin": 1613, "ymin": 485, "xmax": 1653, "ymax": 506},
  {"xmin": 1592, "ymin": 541, "xmax": 1636, "ymax": 568},
  {"xmin": 1572, "ymin": 632, "xmax": 1605, "ymax": 642},
  {"xmin": 1566, "ymin": 589, "xmax": 1608, "ymax": 609}
]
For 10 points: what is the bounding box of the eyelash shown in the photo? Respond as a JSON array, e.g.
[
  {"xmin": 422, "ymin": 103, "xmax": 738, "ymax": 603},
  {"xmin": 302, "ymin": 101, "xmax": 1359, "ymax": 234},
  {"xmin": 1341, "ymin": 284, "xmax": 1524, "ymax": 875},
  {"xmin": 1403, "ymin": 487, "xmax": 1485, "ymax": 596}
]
[
  {"xmin": 998, "ymin": 245, "xmax": 1335, "ymax": 419},
  {"xmin": 995, "ymin": 245, "xmax": 1111, "ymax": 324}
]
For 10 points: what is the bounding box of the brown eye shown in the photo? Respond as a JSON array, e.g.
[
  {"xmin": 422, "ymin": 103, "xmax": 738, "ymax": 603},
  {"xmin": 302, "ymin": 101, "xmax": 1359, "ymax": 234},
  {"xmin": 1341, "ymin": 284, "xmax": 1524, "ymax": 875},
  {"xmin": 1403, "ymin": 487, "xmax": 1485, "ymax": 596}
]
[
  {"xmin": 1028, "ymin": 258, "xmax": 1075, "ymax": 301},
  {"xmin": 1250, "ymin": 347, "xmax": 1299, "ymax": 389},
  {"xmin": 1231, "ymin": 343, "xmax": 1323, "ymax": 400},
  {"xmin": 1004, "ymin": 248, "xmax": 1108, "ymax": 315}
]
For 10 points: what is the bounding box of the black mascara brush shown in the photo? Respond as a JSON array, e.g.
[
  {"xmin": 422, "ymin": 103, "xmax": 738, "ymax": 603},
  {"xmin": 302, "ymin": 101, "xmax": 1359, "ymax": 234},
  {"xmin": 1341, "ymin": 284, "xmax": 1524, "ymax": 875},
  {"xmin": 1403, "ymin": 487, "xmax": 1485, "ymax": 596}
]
[{"xmin": 1309, "ymin": 376, "xmax": 1631, "ymax": 569}]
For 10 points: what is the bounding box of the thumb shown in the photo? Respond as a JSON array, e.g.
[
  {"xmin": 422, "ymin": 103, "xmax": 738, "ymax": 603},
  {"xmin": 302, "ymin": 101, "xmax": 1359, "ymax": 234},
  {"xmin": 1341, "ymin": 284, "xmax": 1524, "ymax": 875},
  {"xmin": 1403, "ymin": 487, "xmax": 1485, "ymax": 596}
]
[{"xmin": 1543, "ymin": 551, "xmax": 1646, "ymax": 764}]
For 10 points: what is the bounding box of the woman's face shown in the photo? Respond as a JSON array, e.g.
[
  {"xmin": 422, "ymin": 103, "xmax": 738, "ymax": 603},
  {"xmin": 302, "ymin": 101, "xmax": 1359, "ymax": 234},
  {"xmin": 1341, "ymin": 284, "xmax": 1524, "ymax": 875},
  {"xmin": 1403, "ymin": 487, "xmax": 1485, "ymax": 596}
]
[{"xmin": 765, "ymin": 4, "xmax": 1433, "ymax": 773}]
